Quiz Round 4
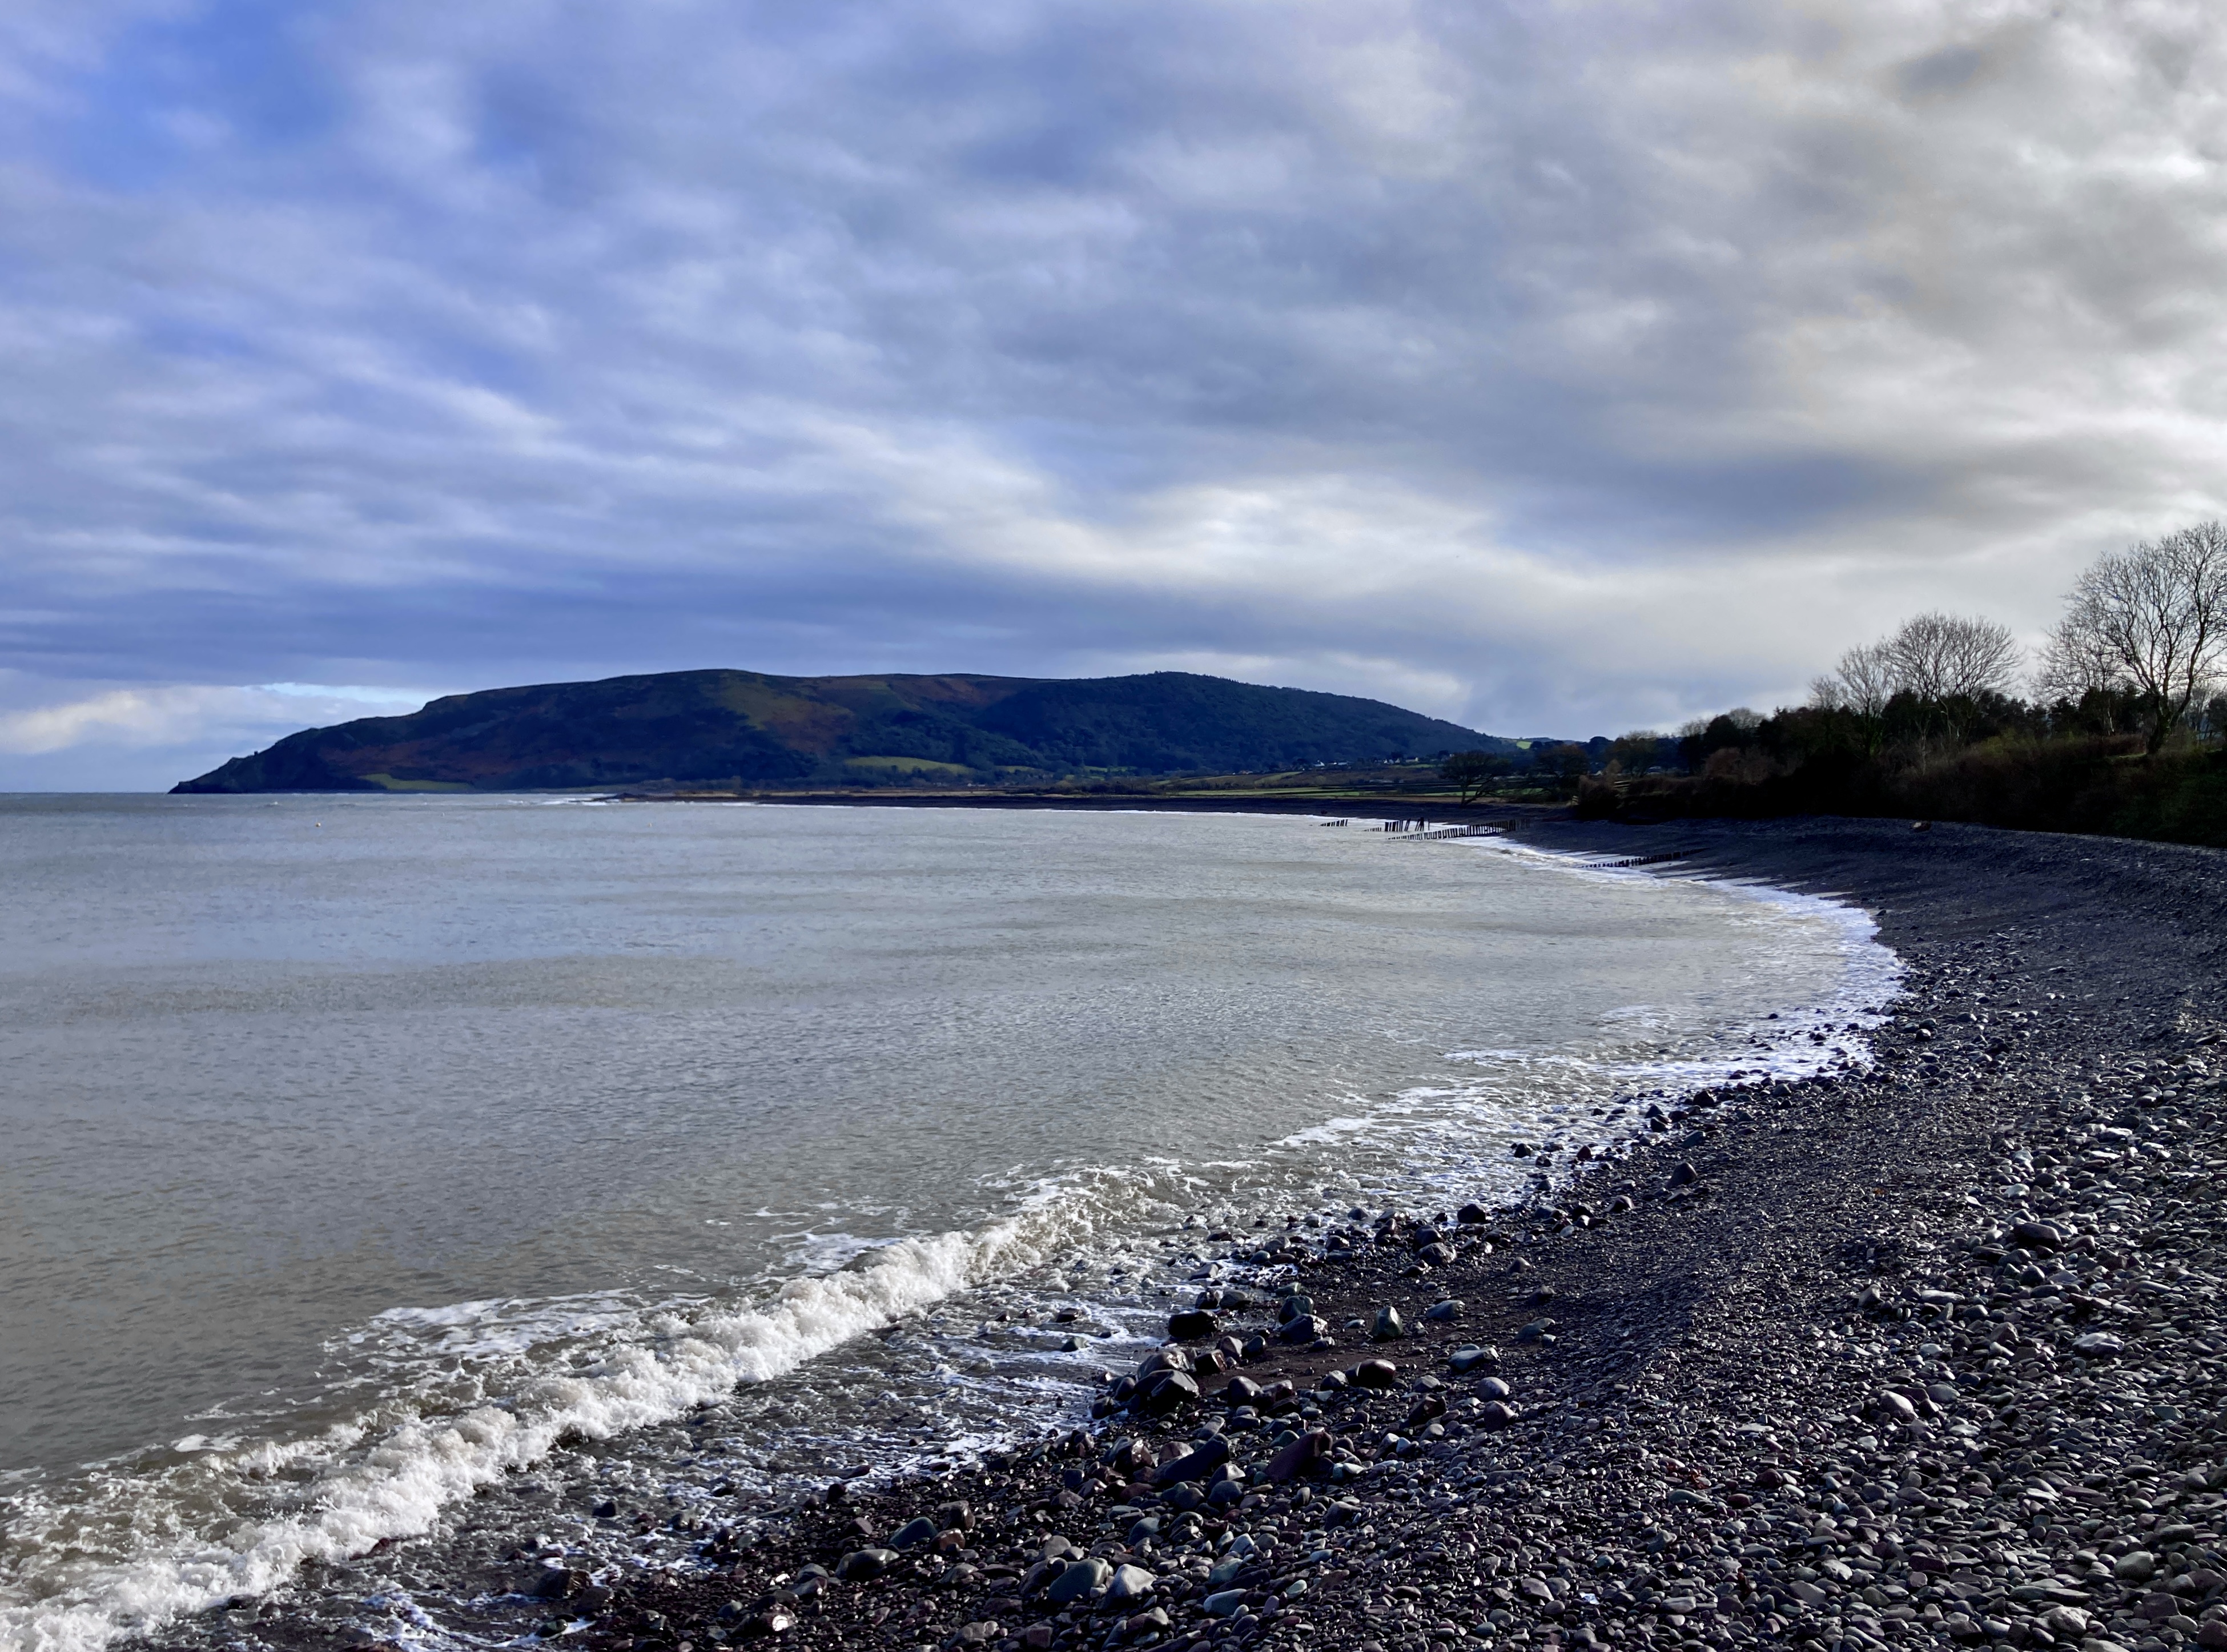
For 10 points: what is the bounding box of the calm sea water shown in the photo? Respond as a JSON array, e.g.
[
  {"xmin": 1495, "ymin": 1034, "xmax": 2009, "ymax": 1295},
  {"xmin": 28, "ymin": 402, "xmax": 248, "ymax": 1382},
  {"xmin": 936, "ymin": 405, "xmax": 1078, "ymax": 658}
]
[{"xmin": 0, "ymin": 797, "xmax": 1894, "ymax": 1652}]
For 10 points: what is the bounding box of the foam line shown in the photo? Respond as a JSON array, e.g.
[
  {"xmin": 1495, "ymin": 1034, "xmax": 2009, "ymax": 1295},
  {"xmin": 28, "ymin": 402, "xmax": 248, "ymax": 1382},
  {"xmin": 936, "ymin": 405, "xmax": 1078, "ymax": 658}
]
[
  {"xmin": 0, "ymin": 1206, "xmax": 1102, "ymax": 1652},
  {"xmin": 0, "ymin": 842, "xmax": 1899, "ymax": 1652}
]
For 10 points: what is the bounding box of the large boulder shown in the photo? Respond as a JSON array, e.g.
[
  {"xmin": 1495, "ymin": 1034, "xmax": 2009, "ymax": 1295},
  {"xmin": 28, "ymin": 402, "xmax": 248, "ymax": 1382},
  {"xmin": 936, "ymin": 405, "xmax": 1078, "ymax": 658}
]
[
  {"xmin": 837, "ymin": 1549, "xmax": 898, "ymax": 1581},
  {"xmin": 1151, "ymin": 1436, "xmax": 1231, "ymax": 1486},
  {"xmin": 1135, "ymin": 1369, "xmax": 1199, "ymax": 1416},
  {"xmin": 1103, "ymin": 1565, "xmax": 1156, "ymax": 1606},
  {"xmin": 1264, "ymin": 1429, "xmax": 1330, "ymax": 1484},
  {"xmin": 1044, "ymin": 1558, "xmax": 1112, "ymax": 1605}
]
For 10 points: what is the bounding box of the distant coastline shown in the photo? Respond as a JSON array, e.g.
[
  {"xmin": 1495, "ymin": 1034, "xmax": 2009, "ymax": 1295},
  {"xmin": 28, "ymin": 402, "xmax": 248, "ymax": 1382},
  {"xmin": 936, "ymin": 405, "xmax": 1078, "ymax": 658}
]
[{"xmin": 609, "ymin": 790, "xmax": 1542, "ymax": 822}]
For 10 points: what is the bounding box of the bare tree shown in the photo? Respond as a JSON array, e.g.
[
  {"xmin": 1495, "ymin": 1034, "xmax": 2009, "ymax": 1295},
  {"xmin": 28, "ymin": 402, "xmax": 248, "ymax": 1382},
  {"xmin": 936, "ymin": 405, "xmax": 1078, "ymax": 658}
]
[
  {"xmin": 1810, "ymin": 641, "xmax": 1898, "ymax": 718},
  {"xmin": 1883, "ymin": 612, "xmax": 2023, "ymax": 701},
  {"xmin": 2049, "ymin": 521, "xmax": 2227, "ymax": 753},
  {"xmin": 2033, "ymin": 610, "xmax": 2127, "ymax": 709}
]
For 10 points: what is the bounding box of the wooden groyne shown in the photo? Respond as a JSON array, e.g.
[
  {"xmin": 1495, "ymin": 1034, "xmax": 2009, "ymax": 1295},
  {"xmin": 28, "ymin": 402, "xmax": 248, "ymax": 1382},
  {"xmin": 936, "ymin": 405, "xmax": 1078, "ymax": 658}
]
[{"xmin": 1378, "ymin": 821, "xmax": 1505, "ymax": 840}]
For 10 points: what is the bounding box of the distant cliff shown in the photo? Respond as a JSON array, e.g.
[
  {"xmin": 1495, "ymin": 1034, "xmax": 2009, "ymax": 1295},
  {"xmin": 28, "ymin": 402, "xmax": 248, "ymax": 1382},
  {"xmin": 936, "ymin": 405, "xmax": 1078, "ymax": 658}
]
[{"xmin": 172, "ymin": 669, "xmax": 1516, "ymax": 792}]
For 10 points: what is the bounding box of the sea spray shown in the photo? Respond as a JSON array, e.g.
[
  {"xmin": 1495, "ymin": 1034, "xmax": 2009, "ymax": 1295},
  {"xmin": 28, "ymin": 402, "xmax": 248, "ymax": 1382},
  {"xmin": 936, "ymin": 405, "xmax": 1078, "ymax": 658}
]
[{"xmin": 0, "ymin": 1202, "xmax": 1112, "ymax": 1652}]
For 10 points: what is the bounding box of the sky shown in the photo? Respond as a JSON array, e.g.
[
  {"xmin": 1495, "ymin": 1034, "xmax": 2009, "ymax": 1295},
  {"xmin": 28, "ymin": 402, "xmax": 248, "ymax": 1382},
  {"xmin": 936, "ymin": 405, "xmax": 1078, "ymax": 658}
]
[{"xmin": 2, "ymin": 0, "xmax": 2224, "ymax": 789}]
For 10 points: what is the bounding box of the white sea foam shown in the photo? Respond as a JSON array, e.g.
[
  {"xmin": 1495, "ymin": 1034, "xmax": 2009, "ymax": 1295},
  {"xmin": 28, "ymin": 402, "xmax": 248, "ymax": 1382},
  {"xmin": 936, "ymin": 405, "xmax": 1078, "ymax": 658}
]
[
  {"xmin": 0, "ymin": 1199, "xmax": 1114, "ymax": 1652},
  {"xmin": 1465, "ymin": 836, "xmax": 1902, "ymax": 1057},
  {"xmin": 0, "ymin": 834, "xmax": 1902, "ymax": 1652},
  {"xmin": 361, "ymin": 1295, "xmax": 643, "ymax": 1364},
  {"xmin": 1265, "ymin": 840, "xmax": 1904, "ymax": 1207},
  {"xmin": 1274, "ymin": 1113, "xmax": 1376, "ymax": 1147}
]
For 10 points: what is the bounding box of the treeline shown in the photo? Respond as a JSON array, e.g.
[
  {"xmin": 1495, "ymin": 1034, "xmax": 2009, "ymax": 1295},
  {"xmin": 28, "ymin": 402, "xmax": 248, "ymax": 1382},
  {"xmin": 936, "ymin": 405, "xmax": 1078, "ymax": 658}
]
[
  {"xmin": 1441, "ymin": 734, "xmax": 1678, "ymax": 803},
  {"xmin": 1485, "ymin": 522, "xmax": 2227, "ymax": 847}
]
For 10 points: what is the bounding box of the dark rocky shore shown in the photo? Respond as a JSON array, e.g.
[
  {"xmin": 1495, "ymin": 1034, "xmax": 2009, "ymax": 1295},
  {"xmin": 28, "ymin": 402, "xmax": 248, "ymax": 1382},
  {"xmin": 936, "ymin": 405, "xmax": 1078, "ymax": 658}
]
[{"xmin": 207, "ymin": 815, "xmax": 2227, "ymax": 1652}]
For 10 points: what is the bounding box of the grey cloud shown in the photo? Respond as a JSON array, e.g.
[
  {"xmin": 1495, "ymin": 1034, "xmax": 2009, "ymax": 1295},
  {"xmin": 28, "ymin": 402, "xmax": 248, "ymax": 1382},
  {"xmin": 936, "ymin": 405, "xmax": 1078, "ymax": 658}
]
[
  {"xmin": 1899, "ymin": 44, "xmax": 1987, "ymax": 96},
  {"xmin": 2, "ymin": 0, "xmax": 2226, "ymax": 781}
]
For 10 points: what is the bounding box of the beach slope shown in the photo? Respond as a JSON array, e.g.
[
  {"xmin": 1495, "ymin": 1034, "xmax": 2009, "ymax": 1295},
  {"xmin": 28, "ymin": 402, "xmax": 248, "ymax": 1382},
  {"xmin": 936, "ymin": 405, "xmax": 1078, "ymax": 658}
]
[{"xmin": 187, "ymin": 817, "xmax": 2227, "ymax": 1652}]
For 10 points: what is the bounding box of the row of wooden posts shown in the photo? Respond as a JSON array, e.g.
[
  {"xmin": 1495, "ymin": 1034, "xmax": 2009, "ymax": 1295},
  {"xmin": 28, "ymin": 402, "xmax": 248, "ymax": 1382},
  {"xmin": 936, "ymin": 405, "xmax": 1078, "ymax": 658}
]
[{"xmin": 1317, "ymin": 818, "xmax": 1502, "ymax": 840}]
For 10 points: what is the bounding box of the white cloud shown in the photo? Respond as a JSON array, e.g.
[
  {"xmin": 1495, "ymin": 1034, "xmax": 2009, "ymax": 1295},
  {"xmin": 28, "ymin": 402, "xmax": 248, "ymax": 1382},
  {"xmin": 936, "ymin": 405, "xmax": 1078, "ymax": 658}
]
[
  {"xmin": 2, "ymin": 0, "xmax": 2226, "ymax": 782},
  {"xmin": 0, "ymin": 682, "xmax": 429, "ymax": 755}
]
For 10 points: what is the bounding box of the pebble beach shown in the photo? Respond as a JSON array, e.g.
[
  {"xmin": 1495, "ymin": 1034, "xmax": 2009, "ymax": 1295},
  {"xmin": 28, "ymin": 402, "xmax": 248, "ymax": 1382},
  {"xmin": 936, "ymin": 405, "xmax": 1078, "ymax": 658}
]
[{"xmin": 188, "ymin": 813, "xmax": 2227, "ymax": 1652}]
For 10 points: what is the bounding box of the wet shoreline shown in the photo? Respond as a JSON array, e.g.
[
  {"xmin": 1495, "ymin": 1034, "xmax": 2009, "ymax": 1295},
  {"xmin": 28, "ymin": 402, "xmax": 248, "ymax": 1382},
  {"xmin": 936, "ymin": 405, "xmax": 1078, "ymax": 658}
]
[
  {"xmin": 7, "ymin": 804, "xmax": 1875, "ymax": 1652},
  {"xmin": 154, "ymin": 814, "xmax": 2227, "ymax": 1652}
]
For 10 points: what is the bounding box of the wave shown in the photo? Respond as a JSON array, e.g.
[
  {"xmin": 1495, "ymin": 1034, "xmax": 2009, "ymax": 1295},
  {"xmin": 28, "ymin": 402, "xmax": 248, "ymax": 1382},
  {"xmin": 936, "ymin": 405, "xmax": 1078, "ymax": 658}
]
[
  {"xmin": 0, "ymin": 839, "xmax": 1900, "ymax": 1652},
  {"xmin": 0, "ymin": 1195, "xmax": 1121, "ymax": 1652}
]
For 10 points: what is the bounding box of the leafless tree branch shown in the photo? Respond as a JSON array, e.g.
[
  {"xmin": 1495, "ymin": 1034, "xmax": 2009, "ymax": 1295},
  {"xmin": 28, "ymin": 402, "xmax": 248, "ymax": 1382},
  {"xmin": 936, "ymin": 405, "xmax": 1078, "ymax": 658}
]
[
  {"xmin": 2049, "ymin": 520, "xmax": 2227, "ymax": 753},
  {"xmin": 1882, "ymin": 612, "xmax": 2022, "ymax": 701}
]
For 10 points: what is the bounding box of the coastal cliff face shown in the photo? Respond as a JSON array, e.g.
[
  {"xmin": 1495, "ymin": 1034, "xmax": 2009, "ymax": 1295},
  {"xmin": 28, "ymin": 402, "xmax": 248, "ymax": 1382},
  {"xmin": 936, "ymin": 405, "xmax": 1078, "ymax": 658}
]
[{"xmin": 171, "ymin": 669, "xmax": 1510, "ymax": 793}]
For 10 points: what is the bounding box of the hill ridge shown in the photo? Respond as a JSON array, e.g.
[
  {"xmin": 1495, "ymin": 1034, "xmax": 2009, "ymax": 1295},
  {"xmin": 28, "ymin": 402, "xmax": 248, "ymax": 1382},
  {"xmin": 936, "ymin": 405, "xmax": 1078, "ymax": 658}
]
[{"xmin": 172, "ymin": 668, "xmax": 1517, "ymax": 793}]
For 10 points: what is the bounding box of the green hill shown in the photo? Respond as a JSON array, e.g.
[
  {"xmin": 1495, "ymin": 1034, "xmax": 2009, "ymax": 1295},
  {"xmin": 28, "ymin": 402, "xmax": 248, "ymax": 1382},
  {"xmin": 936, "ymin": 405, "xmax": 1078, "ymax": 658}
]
[{"xmin": 171, "ymin": 669, "xmax": 1514, "ymax": 793}]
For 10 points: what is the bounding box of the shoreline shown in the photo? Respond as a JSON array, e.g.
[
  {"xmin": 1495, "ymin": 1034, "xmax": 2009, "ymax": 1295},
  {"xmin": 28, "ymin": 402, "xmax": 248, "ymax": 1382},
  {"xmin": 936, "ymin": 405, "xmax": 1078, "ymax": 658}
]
[
  {"xmin": 148, "ymin": 815, "xmax": 2227, "ymax": 1652},
  {"xmin": 9, "ymin": 806, "xmax": 1847, "ymax": 1652},
  {"xmin": 605, "ymin": 791, "xmax": 1542, "ymax": 822}
]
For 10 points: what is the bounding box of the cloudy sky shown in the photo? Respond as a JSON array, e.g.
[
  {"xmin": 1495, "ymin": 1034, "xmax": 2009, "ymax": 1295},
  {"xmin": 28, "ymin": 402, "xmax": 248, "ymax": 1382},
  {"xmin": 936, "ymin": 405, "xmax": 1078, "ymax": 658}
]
[{"xmin": 2, "ymin": 0, "xmax": 2223, "ymax": 788}]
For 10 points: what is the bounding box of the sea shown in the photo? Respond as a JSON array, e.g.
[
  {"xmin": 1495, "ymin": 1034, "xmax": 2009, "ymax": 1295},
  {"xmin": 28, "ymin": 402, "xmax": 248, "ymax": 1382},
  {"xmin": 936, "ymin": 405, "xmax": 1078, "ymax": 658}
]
[{"xmin": 0, "ymin": 797, "xmax": 1899, "ymax": 1652}]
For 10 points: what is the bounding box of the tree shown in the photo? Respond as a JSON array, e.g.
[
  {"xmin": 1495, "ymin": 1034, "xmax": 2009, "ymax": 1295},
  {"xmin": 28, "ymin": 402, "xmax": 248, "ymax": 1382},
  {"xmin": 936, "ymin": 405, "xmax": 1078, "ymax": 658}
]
[
  {"xmin": 1678, "ymin": 710, "xmax": 1759, "ymax": 771},
  {"xmin": 2046, "ymin": 521, "xmax": 2227, "ymax": 753},
  {"xmin": 1811, "ymin": 614, "xmax": 2019, "ymax": 745},
  {"xmin": 1441, "ymin": 749, "xmax": 1512, "ymax": 803},
  {"xmin": 1606, "ymin": 730, "xmax": 1667, "ymax": 774},
  {"xmin": 1810, "ymin": 641, "xmax": 1901, "ymax": 754},
  {"xmin": 1532, "ymin": 742, "xmax": 1592, "ymax": 795},
  {"xmin": 1882, "ymin": 612, "xmax": 2022, "ymax": 701},
  {"xmin": 2034, "ymin": 608, "xmax": 2128, "ymax": 709},
  {"xmin": 1811, "ymin": 641, "xmax": 1898, "ymax": 719}
]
